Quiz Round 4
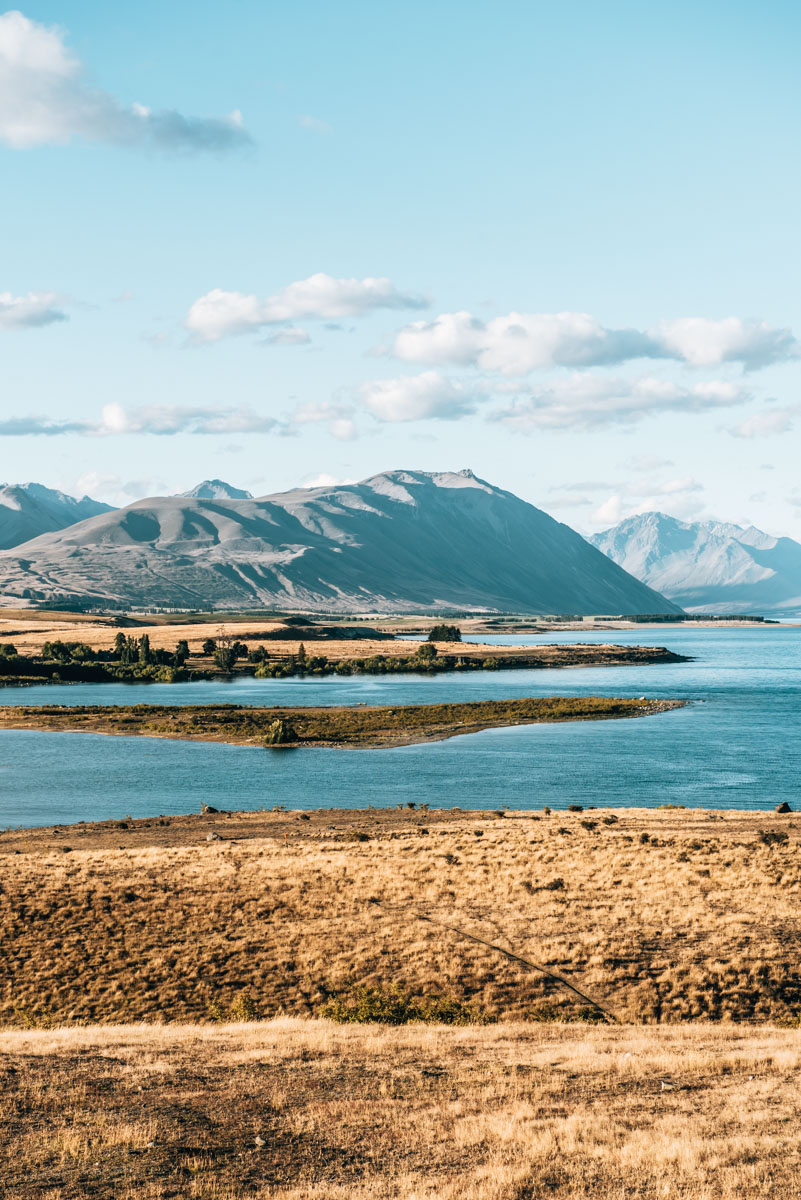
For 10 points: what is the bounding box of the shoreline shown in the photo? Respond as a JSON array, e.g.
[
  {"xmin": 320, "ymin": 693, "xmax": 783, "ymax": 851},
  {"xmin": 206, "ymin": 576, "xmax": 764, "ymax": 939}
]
[{"xmin": 0, "ymin": 642, "xmax": 690, "ymax": 688}]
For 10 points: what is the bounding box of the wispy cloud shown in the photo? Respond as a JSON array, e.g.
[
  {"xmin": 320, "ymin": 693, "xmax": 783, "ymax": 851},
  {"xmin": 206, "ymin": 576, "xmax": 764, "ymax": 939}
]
[
  {"xmin": 389, "ymin": 311, "xmax": 797, "ymax": 374},
  {"xmin": 729, "ymin": 407, "xmax": 797, "ymax": 438},
  {"xmin": 297, "ymin": 114, "xmax": 331, "ymax": 134},
  {"xmin": 0, "ymin": 403, "xmax": 287, "ymax": 437},
  {"xmin": 293, "ymin": 401, "xmax": 357, "ymax": 441},
  {"xmin": 0, "ymin": 11, "xmax": 250, "ymax": 151},
  {"xmin": 186, "ymin": 274, "xmax": 428, "ymax": 342},
  {"xmin": 0, "ymin": 289, "xmax": 68, "ymax": 329},
  {"xmin": 492, "ymin": 374, "xmax": 752, "ymax": 431}
]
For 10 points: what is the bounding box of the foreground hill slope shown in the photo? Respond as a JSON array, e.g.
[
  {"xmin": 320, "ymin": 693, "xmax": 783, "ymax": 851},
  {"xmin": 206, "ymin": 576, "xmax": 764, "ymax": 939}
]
[
  {"xmin": 0, "ymin": 482, "xmax": 113, "ymax": 551},
  {"xmin": 0, "ymin": 469, "xmax": 679, "ymax": 613},
  {"xmin": 591, "ymin": 511, "xmax": 801, "ymax": 614}
]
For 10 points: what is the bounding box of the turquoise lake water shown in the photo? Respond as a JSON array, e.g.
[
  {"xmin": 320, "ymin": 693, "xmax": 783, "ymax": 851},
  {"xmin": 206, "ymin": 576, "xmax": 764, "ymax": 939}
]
[{"xmin": 0, "ymin": 627, "xmax": 798, "ymax": 827}]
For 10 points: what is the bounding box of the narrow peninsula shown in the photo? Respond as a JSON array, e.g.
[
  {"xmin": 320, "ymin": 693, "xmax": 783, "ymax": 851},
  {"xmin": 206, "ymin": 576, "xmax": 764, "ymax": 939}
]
[{"xmin": 0, "ymin": 696, "xmax": 684, "ymax": 750}]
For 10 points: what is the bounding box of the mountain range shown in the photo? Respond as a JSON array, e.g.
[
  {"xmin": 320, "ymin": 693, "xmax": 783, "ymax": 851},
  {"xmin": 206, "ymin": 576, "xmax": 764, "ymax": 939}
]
[
  {"xmin": 590, "ymin": 512, "xmax": 801, "ymax": 615},
  {"xmin": 0, "ymin": 470, "xmax": 677, "ymax": 614},
  {"xmin": 0, "ymin": 483, "xmax": 113, "ymax": 552}
]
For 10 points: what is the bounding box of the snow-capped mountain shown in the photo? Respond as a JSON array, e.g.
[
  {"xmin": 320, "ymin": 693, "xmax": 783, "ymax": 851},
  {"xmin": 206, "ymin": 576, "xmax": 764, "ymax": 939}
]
[
  {"xmin": 0, "ymin": 483, "xmax": 114, "ymax": 551},
  {"xmin": 590, "ymin": 511, "xmax": 801, "ymax": 614}
]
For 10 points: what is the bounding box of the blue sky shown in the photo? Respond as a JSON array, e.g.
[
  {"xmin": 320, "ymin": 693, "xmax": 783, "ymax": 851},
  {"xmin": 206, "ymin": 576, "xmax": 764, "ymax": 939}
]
[{"xmin": 1, "ymin": 1, "xmax": 800, "ymax": 533}]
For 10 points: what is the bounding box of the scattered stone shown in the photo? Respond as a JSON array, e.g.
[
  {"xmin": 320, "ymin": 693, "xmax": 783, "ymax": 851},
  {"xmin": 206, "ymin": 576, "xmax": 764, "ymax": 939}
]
[
  {"xmin": 201, "ymin": 804, "xmax": 219, "ymax": 815},
  {"xmin": 206, "ymin": 832, "xmax": 222, "ymax": 842},
  {"xmin": 776, "ymin": 802, "xmax": 792, "ymax": 814}
]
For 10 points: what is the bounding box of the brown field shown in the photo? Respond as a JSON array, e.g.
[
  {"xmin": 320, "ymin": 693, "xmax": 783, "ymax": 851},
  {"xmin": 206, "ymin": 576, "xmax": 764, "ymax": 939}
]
[
  {"xmin": 2, "ymin": 806, "xmax": 801, "ymax": 1029},
  {"xmin": 0, "ymin": 695, "xmax": 681, "ymax": 748},
  {"xmin": 3, "ymin": 1016, "xmax": 801, "ymax": 1199}
]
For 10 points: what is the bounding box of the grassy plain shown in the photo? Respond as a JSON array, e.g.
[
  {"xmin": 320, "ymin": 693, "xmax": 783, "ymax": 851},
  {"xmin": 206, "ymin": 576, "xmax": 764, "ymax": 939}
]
[
  {"xmin": 3, "ymin": 806, "xmax": 800, "ymax": 1027},
  {"xmin": 0, "ymin": 696, "xmax": 680, "ymax": 748},
  {"xmin": 3, "ymin": 1016, "xmax": 801, "ymax": 1199}
]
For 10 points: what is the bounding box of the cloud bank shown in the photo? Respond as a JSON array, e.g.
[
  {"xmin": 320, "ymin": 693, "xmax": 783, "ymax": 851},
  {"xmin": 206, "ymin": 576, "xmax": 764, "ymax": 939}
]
[
  {"xmin": 186, "ymin": 274, "xmax": 428, "ymax": 341},
  {"xmin": 390, "ymin": 311, "xmax": 797, "ymax": 374},
  {"xmin": 0, "ymin": 11, "xmax": 250, "ymax": 151}
]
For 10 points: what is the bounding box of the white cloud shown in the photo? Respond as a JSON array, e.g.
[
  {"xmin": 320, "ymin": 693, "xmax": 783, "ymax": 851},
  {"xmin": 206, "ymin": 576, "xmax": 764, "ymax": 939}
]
[
  {"xmin": 652, "ymin": 318, "xmax": 797, "ymax": 369},
  {"xmin": 0, "ymin": 11, "xmax": 250, "ymax": 151},
  {"xmin": 74, "ymin": 472, "xmax": 168, "ymax": 505},
  {"xmin": 0, "ymin": 403, "xmax": 286, "ymax": 437},
  {"xmin": 0, "ymin": 289, "xmax": 67, "ymax": 329},
  {"xmin": 390, "ymin": 311, "xmax": 797, "ymax": 374},
  {"xmin": 186, "ymin": 274, "xmax": 428, "ymax": 341},
  {"xmin": 493, "ymin": 374, "xmax": 752, "ymax": 431},
  {"xmin": 589, "ymin": 477, "xmax": 706, "ymax": 528},
  {"xmin": 96, "ymin": 403, "xmax": 284, "ymax": 436},
  {"xmin": 264, "ymin": 327, "xmax": 311, "ymax": 346},
  {"xmin": 301, "ymin": 472, "xmax": 358, "ymax": 489},
  {"xmin": 293, "ymin": 401, "xmax": 358, "ymax": 441},
  {"xmin": 729, "ymin": 407, "xmax": 796, "ymax": 438},
  {"xmin": 359, "ymin": 371, "xmax": 481, "ymax": 422}
]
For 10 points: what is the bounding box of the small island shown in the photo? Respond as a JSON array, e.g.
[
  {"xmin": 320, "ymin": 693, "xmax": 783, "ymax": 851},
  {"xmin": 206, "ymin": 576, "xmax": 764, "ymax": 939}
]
[{"xmin": 0, "ymin": 695, "xmax": 685, "ymax": 749}]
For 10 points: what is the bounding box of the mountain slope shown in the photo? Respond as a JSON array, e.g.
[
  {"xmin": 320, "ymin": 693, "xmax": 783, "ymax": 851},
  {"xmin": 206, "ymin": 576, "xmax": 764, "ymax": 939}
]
[
  {"xmin": 0, "ymin": 483, "xmax": 114, "ymax": 551},
  {"xmin": 0, "ymin": 470, "xmax": 680, "ymax": 613},
  {"xmin": 178, "ymin": 480, "xmax": 253, "ymax": 500},
  {"xmin": 590, "ymin": 511, "xmax": 801, "ymax": 614}
]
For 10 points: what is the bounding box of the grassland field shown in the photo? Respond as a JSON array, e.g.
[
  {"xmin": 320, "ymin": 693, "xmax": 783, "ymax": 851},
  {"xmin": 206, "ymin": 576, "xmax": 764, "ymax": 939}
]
[{"xmin": 3, "ymin": 806, "xmax": 801, "ymax": 1198}]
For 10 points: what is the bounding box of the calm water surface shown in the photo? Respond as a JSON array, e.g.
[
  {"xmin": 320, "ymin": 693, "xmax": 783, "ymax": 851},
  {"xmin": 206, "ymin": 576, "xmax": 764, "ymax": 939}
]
[{"xmin": 0, "ymin": 627, "xmax": 797, "ymax": 826}]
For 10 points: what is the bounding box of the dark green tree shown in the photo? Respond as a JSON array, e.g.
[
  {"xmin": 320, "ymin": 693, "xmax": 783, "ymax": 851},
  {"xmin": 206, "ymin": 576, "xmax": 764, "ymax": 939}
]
[
  {"xmin": 174, "ymin": 639, "xmax": 190, "ymax": 666},
  {"xmin": 202, "ymin": 638, "xmax": 217, "ymax": 656},
  {"xmin": 428, "ymin": 624, "xmax": 462, "ymax": 643}
]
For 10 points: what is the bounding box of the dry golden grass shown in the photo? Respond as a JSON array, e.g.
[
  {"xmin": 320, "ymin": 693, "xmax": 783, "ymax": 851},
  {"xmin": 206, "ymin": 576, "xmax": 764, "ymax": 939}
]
[
  {"xmin": 3, "ymin": 1016, "xmax": 801, "ymax": 1198},
  {"xmin": 2, "ymin": 807, "xmax": 801, "ymax": 1027}
]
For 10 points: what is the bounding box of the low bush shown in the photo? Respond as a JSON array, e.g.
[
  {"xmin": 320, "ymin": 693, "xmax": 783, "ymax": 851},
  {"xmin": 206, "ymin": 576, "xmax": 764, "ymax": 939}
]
[{"xmin": 318, "ymin": 986, "xmax": 496, "ymax": 1026}]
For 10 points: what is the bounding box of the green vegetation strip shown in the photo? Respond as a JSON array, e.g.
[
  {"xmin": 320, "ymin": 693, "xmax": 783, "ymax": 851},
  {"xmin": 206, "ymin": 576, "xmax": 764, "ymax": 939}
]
[{"xmin": 0, "ymin": 696, "xmax": 684, "ymax": 749}]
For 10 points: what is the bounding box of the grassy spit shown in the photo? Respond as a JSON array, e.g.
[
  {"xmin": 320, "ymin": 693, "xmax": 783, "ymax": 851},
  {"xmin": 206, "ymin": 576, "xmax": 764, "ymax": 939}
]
[
  {"xmin": 2, "ymin": 1017, "xmax": 801, "ymax": 1198},
  {"xmin": 0, "ymin": 695, "xmax": 682, "ymax": 748}
]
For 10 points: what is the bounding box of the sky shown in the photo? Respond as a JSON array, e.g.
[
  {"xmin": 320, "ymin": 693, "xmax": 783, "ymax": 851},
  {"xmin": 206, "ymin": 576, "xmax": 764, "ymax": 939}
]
[{"xmin": 1, "ymin": 0, "xmax": 800, "ymax": 534}]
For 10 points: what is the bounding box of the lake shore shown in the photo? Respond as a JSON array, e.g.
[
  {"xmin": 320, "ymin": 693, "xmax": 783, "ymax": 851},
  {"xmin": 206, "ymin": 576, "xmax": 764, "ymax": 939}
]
[{"xmin": 0, "ymin": 695, "xmax": 683, "ymax": 749}]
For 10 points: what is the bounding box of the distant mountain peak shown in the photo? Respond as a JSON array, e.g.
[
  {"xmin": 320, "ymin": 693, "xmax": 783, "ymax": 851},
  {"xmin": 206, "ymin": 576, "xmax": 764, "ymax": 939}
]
[
  {"xmin": 0, "ymin": 482, "xmax": 114, "ymax": 551},
  {"xmin": 179, "ymin": 480, "xmax": 253, "ymax": 500},
  {"xmin": 590, "ymin": 510, "xmax": 801, "ymax": 615}
]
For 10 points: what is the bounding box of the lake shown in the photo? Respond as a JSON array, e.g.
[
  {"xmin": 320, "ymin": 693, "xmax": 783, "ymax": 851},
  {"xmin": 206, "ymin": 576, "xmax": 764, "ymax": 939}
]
[{"xmin": 0, "ymin": 627, "xmax": 797, "ymax": 827}]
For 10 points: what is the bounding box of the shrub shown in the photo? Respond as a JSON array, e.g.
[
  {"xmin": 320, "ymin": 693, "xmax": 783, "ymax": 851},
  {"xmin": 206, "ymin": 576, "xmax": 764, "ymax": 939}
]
[
  {"xmin": 526, "ymin": 1003, "xmax": 608, "ymax": 1024},
  {"xmin": 209, "ymin": 991, "xmax": 260, "ymax": 1022},
  {"xmin": 264, "ymin": 718, "xmax": 298, "ymax": 746},
  {"xmin": 318, "ymin": 986, "xmax": 496, "ymax": 1026},
  {"xmin": 759, "ymin": 829, "xmax": 789, "ymax": 846}
]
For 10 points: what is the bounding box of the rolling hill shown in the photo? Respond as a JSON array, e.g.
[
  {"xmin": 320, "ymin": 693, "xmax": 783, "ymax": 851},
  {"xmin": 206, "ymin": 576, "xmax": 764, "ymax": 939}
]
[{"xmin": 0, "ymin": 469, "xmax": 680, "ymax": 614}]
